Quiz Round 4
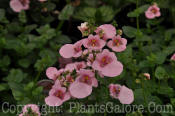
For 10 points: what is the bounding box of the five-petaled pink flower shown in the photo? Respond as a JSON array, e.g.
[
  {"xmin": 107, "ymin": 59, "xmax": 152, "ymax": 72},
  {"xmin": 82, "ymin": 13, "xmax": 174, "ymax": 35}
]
[
  {"xmin": 171, "ymin": 53, "xmax": 175, "ymax": 61},
  {"xmin": 10, "ymin": 0, "xmax": 30, "ymax": 12},
  {"xmin": 109, "ymin": 84, "xmax": 134, "ymax": 104},
  {"xmin": 83, "ymin": 35, "xmax": 106, "ymax": 50},
  {"xmin": 145, "ymin": 4, "xmax": 161, "ymax": 19},
  {"xmin": 19, "ymin": 104, "xmax": 40, "ymax": 116},
  {"xmin": 107, "ymin": 35, "xmax": 127, "ymax": 52},
  {"xmin": 69, "ymin": 69, "xmax": 98, "ymax": 98},
  {"xmin": 45, "ymin": 82, "xmax": 71, "ymax": 106},
  {"xmin": 46, "ymin": 67, "xmax": 63, "ymax": 81},
  {"xmin": 59, "ymin": 40, "xmax": 83, "ymax": 58},
  {"xmin": 92, "ymin": 49, "xmax": 123, "ymax": 77},
  {"xmin": 95, "ymin": 24, "xmax": 116, "ymax": 40}
]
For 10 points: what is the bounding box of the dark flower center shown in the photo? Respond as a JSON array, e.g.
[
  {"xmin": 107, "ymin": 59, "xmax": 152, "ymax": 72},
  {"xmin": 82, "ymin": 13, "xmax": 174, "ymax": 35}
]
[
  {"xmin": 80, "ymin": 75, "xmax": 92, "ymax": 85},
  {"xmin": 113, "ymin": 39, "xmax": 122, "ymax": 46},
  {"xmin": 151, "ymin": 8, "xmax": 157, "ymax": 14},
  {"xmin": 113, "ymin": 86, "xmax": 120, "ymax": 96},
  {"xmin": 20, "ymin": 0, "xmax": 28, "ymax": 6},
  {"xmin": 100, "ymin": 56, "xmax": 112, "ymax": 67},
  {"xmin": 74, "ymin": 46, "xmax": 82, "ymax": 53},
  {"xmin": 54, "ymin": 90, "xmax": 64, "ymax": 99}
]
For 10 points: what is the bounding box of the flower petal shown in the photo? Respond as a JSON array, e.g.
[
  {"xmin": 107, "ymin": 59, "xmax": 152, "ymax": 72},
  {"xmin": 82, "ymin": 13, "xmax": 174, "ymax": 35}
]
[
  {"xmin": 69, "ymin": 82, "xmax": 92, "ymax": 99},
  {"xmin": 46, "ymin": 67, "xmax": 59, "ymax": 80},
  {"xmin": 59, "ymin": 44, "xmax": 75, "ymax": 58},
  {"xmin": 45, "ymin": 96, "xmax": 63, "ymax": 106},
  {"xmin": 118, "ymin": 86, "xmax": 134, "ymax": 104}
]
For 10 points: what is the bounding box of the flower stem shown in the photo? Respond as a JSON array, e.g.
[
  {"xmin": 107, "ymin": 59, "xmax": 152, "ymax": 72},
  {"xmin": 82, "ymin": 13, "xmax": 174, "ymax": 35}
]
[
  {"xmin": 136, "ymin": 0, "xmax": 139, "ymax": 31},
  {"xmin": 34, "ymin": 71, "xmax": 41, "ymax": 82},
  {"xmin": 56, "ymin": 20, "xmax": 64, "ymax": 32}
]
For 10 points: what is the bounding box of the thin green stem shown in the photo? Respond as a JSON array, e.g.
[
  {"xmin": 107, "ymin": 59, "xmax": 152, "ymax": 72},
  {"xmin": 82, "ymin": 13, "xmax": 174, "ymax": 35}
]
[
  {"xmin": 141, "ymin": 79, "xmax": 147, "ymax": 106},
  {"xmin": 136, "ymin": 0, "xmax": 139, "ymax": 31},
  {"xmin": 171, "ymin": 8, "xmax": 175, "ymax": 27},
  {"xmin": 34, "ymin": 71, "xmax": 41, "ymax": 82},
  {"xmin": 56, "ymin": 20, "xmax": 64, "ymax": 32}
]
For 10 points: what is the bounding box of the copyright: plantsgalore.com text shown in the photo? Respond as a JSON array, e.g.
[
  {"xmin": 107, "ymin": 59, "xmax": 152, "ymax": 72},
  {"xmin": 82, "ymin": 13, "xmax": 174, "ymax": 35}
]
[{"xmin": 1, "ymin": 102, "xmax": 173, "ymax": 115}]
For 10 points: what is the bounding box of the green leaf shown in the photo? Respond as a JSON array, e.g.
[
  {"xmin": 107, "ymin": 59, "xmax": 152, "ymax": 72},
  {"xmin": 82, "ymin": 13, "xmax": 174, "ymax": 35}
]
[
  {"xmin": 0, "ymin": 9, "xmax": 5, "ymax": 21},
  {"xmin": 24, "ymin": 24, "xmax": 37, "ymax": 33},
  {"xmin": 96, "ymin": 6, "xmax": 116, "ymax": 22},
  {"xmin": 59, "ymin": 4, "xmax": 74, "ymax": 20},
  {"xmin": 56, "ymin": 35, "xmax": 72, "ymax": 44},
  {"xmin": 122, "ymin": 26, "xmax": 137, "ymax": 38},
  {"xmin": 74, "ymin": 7, "xmax": 96, "ymax": 21},
  {"xmin": 155, "ymin": 66, "xmax": 167, "ymax": 80},
  {"xmin": 18, "ymin": 59, "xmax": 31, "ymax": 68},
  {"xmin": 171, "ymin": 98, "xmax": 175, "ymax": 107},
  {"xmin": 0, "ymin": 83, "xmax": 9, "ymax": 91},
  {"xmin": 157, "ymin": 86, "xmax": 174, "ymax": 97},
  {"xmin": 164, "ymin": 29, "xmax": 175, "ymax": 41},
  {"xmin": 0, "ymin": 55, "xmax": 10, "ymax": 67},
  {"xmin": 8, "ymin": 82, "xmax": 24, "ymax": 101},
  {"xmin": 45, "ymin": 3, "xmax": 56, "ymax": 11},
  {"xmin": 24, "ymin": 82, "xmax": 34, "ymax": 91},
  {"xmin": 127, "ymin": 5, "xmax": 149, "ymax": 17},
  {"xmin": 36, "ymin": 24, "xmax": 55, "ymax": 35},
  {"xmin": 6, "ymin": 69, "xmax": 27, "ymax": 83},
  {"xmin": 18, "ymin": 10, "xmax": 27, "ymax": 23},
  {"xmin": 32, "ymin": 86, "xmax": 43, "ymax": 96},
  {"xmin": 155, "ymin": 52, "xmax": 167, "ymax": 64}
]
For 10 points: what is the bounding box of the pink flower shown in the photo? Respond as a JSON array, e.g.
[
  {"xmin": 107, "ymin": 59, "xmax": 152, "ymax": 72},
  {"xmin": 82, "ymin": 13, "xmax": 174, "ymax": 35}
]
[
  {"xmin": 92, "ymin": 49, "xmax": 123, "ymax": 77},
  {"xmin": 95, "ymin": 24, "xmax": 116, "ymax": 40},
  {"xmin": 45, "ymin": 83, "xmax": 70, "ymax": 106},
  {"xmin": 10, "ymin": 0, "xmax": 30, "ymax": 12},
  {"xmin": 87, "ymin": 53, "xmax": 94, "ymax": 66},
  {"xmin": 171, "ymin": 53, "xmax": 175, "ymax": 61},
  {"xmin": 19, "ymin": 104, "xmax": 40, "ymax": 116},
  {"xmin": 107, "ymin": 35, "xmax": 127, "ymax": 52},
  {"xmin": 59, "ymin": 40, "xmax": 83, "ymax": 58},
  {"xmin": 76, "ymin": 69, "xmax": 98, "ymax": 87},
  {"xmin": 74, "ymin": 61, "xmax": 87, "ymax": 71},
  {"xmin": 65, "ymin": 75, "xmax": 74, "ymax": 84},
  {"xmin": 83, "ymin": 35, "xmax": 106, "ymax": 50},
  {"xmin": 69, "ymin": 69, "xmax": 98, "ymax": 98},
  {"xmin": 109, "ymin": 84, "xmax": 134, "ymax": 104},
  {"xmin": 46, "ymin": 67, "xmax": 63, "ymax": 81},
  {"xmin": 145, "ymin": 4, "xmax": 161, "ymax": 19},
  {"xmin": 64, "ymin": 63, "xmax": 76, "ymax": 72},
  {"xmin": 82, "ymin": 49, "xmax": 89, "ymax": 55},
  {"xmin": 78, "ymin": 22, "xmax": 89, "ymax": 36},
  {"xmin": 64, "ymin": 61, "xmax": 86, "ymax": 72},
  {"xmin": 143, "ymin": 73, "xmax": 150, "ymax": 80}
]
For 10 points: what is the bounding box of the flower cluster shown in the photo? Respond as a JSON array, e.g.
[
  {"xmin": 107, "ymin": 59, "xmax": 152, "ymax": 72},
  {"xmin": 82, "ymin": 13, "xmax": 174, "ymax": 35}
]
[
  {"xmin": 10, "ymin": 0, "xmax": 47, "ymax": 12},
  {"xmin": 19, "ymin": 104, "xmax": 40, "ymax": 116},
  {"xmin": 45, "ymin": 23, "xmax": 134, "ymax": 106}
]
